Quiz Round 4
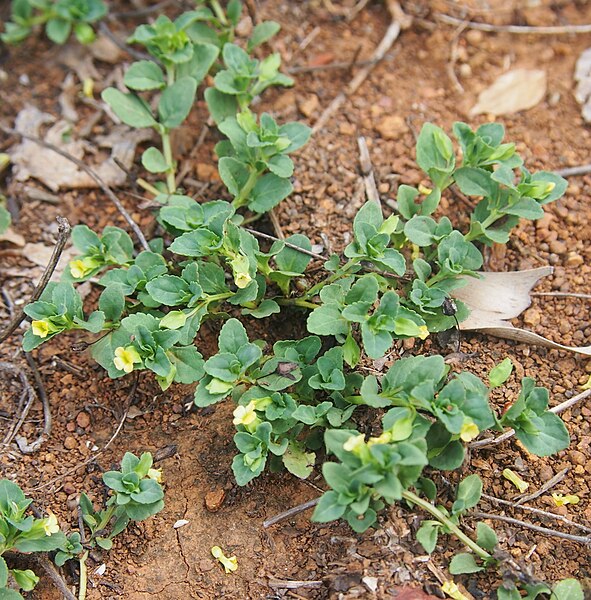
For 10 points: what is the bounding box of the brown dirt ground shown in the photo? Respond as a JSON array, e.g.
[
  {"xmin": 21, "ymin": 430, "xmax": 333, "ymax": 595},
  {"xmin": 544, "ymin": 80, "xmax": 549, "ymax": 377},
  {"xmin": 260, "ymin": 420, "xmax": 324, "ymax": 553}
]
[{"xmin": 1, "ymin": 1, "xmax": 591, "ymax": 599}]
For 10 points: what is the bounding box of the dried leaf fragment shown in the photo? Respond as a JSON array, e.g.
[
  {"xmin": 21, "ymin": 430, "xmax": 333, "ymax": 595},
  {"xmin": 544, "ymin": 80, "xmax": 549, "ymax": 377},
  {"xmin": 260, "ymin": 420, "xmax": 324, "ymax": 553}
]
[{"xmin": 470, "ymin": 69, "xmax": 547, "ymax": 116}]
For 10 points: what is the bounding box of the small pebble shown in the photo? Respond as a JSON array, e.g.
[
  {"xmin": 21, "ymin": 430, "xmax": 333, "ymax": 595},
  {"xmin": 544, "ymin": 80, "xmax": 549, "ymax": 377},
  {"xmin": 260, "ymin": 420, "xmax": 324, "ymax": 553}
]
[{"xmin": 64, "ymin": 436, "xmax": 77, "ymax": 450}]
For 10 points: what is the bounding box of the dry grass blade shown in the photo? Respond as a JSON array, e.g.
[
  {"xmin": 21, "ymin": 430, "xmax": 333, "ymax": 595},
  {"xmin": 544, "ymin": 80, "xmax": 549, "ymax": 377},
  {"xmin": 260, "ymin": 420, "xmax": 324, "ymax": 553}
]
[{"xmin": 434, "ymin": 13, "xmax": 591, "ymax": 34}]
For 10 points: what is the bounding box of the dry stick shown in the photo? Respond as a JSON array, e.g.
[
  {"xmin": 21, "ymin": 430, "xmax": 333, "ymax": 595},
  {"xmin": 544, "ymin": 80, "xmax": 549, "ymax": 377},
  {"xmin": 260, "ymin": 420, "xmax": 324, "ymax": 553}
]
[
  {"xmin": 470, "ymin": 388, "xmax": 591, "ymax": 449},
  {"xmin": 447, "ymin": 21, "xmax": 468, "ymax": 93},
  {"xmin": 98, "ymin": 22, "xmax": 151, "ymax": 62},
  {"xmin": 27, "ymin": 376, "xmax": 138, "ymax": 493},
  {"xmin": 268, "ymin": 208, "xmax": 286, "ymax": 241},
  {"xmin": 531, "ymin": 291, "xmax": 591, "ymax": 300},
  {"xmin": 32, "ymin": 555, "xmax": 77, "ymax": 600},
  {"xmin": 287, "ymin": 55, "xmax": 396, "ymax": 75},
  {"xmin": 268, "ymin": 578, "xmax": 323, "ymax": 589},
  {"xmin": 0, "ymin": 362, "xmax": 36, "ymax": 447},
  {"xmin": 17, "ymin": 352, "xmax": 52, "ymax": 453},
  {"xmin": 481, "ymin": 492, "xmax": 591, "ymax": 535},
  {"xmin": 0, "ymin": 216, "xmax": 71, "ymax": 345},
  {"xmin": 514, "ymin": 467, "xmax": 569, "ymax": 506},
  {"xmin": 263, "ymin": 497, "xmax": 320, "ymax": 528},
  {"xmin": 0, "ymin": 127, "xmax": 149, "ymax": 252},
  {"xmin": 312, "ymin": 17, "xmax": 404, "ymax": 134},
  {"xmin": 472, "ymin": 511, "xmax": 591, "ymax": 545},
  {"xmin": 357, "ymin": 136, "xmax": 381, "ymax": 210},
  {"xmin": 245, "ymin": 228, "xmax": 325, "ymax": 260},
  {"xmin": 555, "ymin": 164, "xmax": 591, "ymax": 177},
  {"xmin": 434, "ymin": 12, "xmax": 591, "ymax": 34}
]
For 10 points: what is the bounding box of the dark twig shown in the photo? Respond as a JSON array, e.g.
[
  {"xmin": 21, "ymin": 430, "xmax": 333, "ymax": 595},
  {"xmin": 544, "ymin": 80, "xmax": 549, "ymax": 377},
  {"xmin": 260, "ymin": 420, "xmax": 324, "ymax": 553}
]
[
  {"xmin": 263, "ymin": 497, "xmax": 320, "ymax": 528},
  {"xmin": 245, "ymin": 228, "xmax": 325, "ymax": 260},
  {"xmin": 0, "ymin": 216, "xmax": 71, "ymax": 344},
  {"xmin": 0, "ymin": 362, "xmax": 36, "ymax": 448},
  {"xmin": 0, "ymin": 127, "xmax": 149, "ymax": 251},
  {"xmin": 28, "ymin": 375, "xmax": 139, "ymax": 492},
  {"xmin": 472, "ymin": 511, "xmax": 591, "ymax": 545},
  {"xmin": 98, "ymin": 22, "xmax": 151, "ymax": 62},
  {"xmin": 32, "ymin": 555, "xmax": 77, "ymax": 600},
  {"xmin": 434, "ymin": 12, "xmax": 591, "ymax": 34},
  {"xmin": 481, "ymin": 492, "xmax": 591, "ymax": 535}
]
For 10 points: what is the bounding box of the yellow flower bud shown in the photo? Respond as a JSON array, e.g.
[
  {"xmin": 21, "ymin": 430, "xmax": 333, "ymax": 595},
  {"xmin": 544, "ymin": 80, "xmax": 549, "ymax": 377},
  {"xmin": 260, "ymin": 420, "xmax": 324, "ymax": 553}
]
[
  {"xmin": 113, "ymin": 346, "xmax": 142, "ymax": 374},
  {"xmin": 147, "ymin": 468, "xmax": 162, "ymax": 483},
  {"xmin": 69, "ymin": 257, "xmax": 99, "ymax": 279},
  {"xmin": 502, "ymin": 468, "xmax": 529, "ymax": 493},
  {"xmin": 418, "ymin": 183, "xmax": 432, "ymax": 195},
  {"xmin": 343, "ymin": 433, "xmax": 365, "ymax": 454},
  {"xmin": 233, "ymin": 401, "xmax": 258, "ymax": 427},
  {"xmin": 442, "ymin": 580, "xmax": 470, "ymax": 600}
]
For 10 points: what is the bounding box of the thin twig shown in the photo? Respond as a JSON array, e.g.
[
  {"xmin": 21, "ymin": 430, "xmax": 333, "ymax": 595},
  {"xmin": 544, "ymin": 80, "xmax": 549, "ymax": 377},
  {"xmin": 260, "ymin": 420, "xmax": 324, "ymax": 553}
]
[
  {"xmin": 357, "ymin": 136, "xmax": 381, "ymax": 210},
  {"xmin": 98, "ymin": 22, "xmax": 151, "ymax": 62},
  {"xmin": 245, "ymin": 228, "xmax": 325, "ymax": 260},
  {"xmin": 312, "ymin": 2, "xmax": 408, "ymax": 134},
  {"xmin": 472, "ymin": 511, "xmax": 591, "ymax": 545},
  {"xmin": 514, "ymin": 467, "xmax": 569, "ymax": 506},
  {"xmin": 263, "ymin": 497, "xmax": 320, "ymax": 528},
  {"xmin": 434, "ymin": 12, "xmax": 591, "ymax": 34},
  {"xmin": 33, "ymin": 555, "xmax": 77, "ymax": 600},
  {"xmin": 531, "ymin": 291, "xmax": 591, "ymax": 300},
  {"xmin": 1, "ymin": 127, "xmax": 149, "ymax": 251},
  {"xmin": 470, "ymin": 388, "xmax": 591, "ymax": 449},
  {"xmin": 555, "ymin": 164, "xmax": 591, "ymax": 177},
  {"xmin": 481, "ymin": 492, "xmax": 591, "ymax": 534},
  {"xmin": 268, "ymin": 208, "xmax": 286, "ymax": 241},
  {"xmin": 268, "ymin": 578, "xmax": 323, "ymax": 589},
  {"xmin": 447, "ymin": 21, "xmax": 467, "ymax": 93},
  {"xmin": 27, "ymin": 375, "xmax": 138, "ymax": 492},
  {"xmin": 287, "ymin": 55, "xmax": 396, "ymax": 74},
  {"xmin": 110, "ymin": 0, "xmax": 177, "ymax": 18},
  {"xmin": 0, "ymin": 216, "xmax": 71, "ymax": 344},
  {"xmin": 0, "ymin": 362, "xmax": 37, "ymax": 448}
]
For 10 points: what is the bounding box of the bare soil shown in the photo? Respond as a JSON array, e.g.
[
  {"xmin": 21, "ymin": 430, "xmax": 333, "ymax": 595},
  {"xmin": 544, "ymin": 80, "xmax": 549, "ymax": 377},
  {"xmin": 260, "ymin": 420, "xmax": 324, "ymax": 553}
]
[{"xmin": 1, "ymin": 1, "xmax": 591, "ymax": 599}]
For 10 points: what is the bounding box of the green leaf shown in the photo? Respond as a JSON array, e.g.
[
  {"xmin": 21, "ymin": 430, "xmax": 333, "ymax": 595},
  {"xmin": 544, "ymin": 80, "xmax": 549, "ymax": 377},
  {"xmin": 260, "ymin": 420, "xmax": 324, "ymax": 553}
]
[
  {"xmin": 282, "ymin": 443, "xmax": 315, "ymax": 479},
  {"xmin": 454, "ymin": 167, "xmax": 497, "ymax": 197},
  {"xmin": 449, "ymin": 553, "xmax": 483, "ymax": 574},
  {"xmin": 278, "ymin": 122, "xmax": 312, "ymax": 153},
  {"xmin": 124, "ymin": 60, "xmax": 165, "ymax": 91},
  {"xmin": 247, "ymin": 21, "xmax": 280, "ymax": 52},
  {"xmin": 11, "ymin": 569, "xmax": 39, "ymax": 592},
  {"xmin": 176, "ymin": 42, "xmax": 219, "ymax": 85},
  {"xmin": 514, "ymin": 412, "xmax": 569, "ymax": 457},
  {"xmin": 146, "ymin": 275, "xmax": 191, "ymax": 306},
  {"xmin": 452, "ymin": 474, "xmax": 482, "ymax": 514},
  {"xmin": 204, "ymin": 87, "xmax": 238, "ymax": 124},
  {"xmin": 169, "ymin": 346, "xmax": 204, "ymax": 384},
  {"xmin": 0, "ymin": 557, "xmax": 7, "ymax": 588},
  {"xmin": 142, "ymin": 147, "xmax": 169, "ymax": 173},
  {"xmin": 46, "ymin": 18, "xmax": 71, "ymax": 44},
  {"xmin": 489, "ymin": 358, "xmax": 513, "ymax": 388},
  {"xmin": 249, "ymin": 173, "xmax": 293, "ymax": 213},
  {"xmin": 218, "ymin": 157, "xmax": 250, "ymax": 197},
  {"xmin": 102, "ymin": 88, "xmax": 156, "ymax": 128},
  {"xmin": 98, "ymin": 285, "xmax": 125, "ymax": 322},
  {"xmin": 476, "ymin": 522, "xmax": 498, "ymax": 551},
  {"xmin": 0, "ymin": 205, "xmax": 11, "ymax": 234},
  {"xmin": 218, "ymin": 318, "xmax": 249, "ymax": 354},
  {"xmin": 0, "ymin": 589, "xmax": 25, "ymax": 600},
  {"xmin": 311, "ymin": 491, "xmax": 347, "ymax": 522},
  {"xmin": 416, "ymin": 520, "xmax": 440, "ymax": 553},
  {"xmin": 274, "ymin": 234, "xmax": 312, "ymax": 274},
  {"xmin": 158, "ymin": 77, "xmax": 197, "ymax": 128},
  {"xmin": 551, "ymin": 580, "xmax": 584, "ymax": 600},
  {"xmin": 307, "ymin": 305, "xmax": 348, "ymax": 337}
]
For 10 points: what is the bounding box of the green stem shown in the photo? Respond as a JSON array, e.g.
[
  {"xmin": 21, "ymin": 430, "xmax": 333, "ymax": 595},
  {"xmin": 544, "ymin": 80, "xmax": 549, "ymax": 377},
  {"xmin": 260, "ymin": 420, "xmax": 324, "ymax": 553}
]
[
  {"xmin": 161, "ymin": 131, "xmax": 177, "ymax": 195},
  {"xmin": 302, "ymin": 259, "xmax": 358, "ymax": 300},
  {"xmin": 464, "ymin": 211, "xmax": 501, "ymax": 242},
  {"xmin": 233, "ymin": 168, "xmax": 260, "ymax": 208},
  {"xmin": 401, "ymin": 490, "xmax": 492, "ymax": 561},
  {"xmin": 276, "ymin": 298, "xmax": 320, "ymax": 310},
  {"xmin": 209, "ymin": 0, "xmax": 228, "ymax": 25},
  {"xmin": 78, "ymin": 551, "xmax": 89, "ymax": 600},
  {"xmin": 137, "ymin": 177, "xmax": 163, "ymax": 197}
]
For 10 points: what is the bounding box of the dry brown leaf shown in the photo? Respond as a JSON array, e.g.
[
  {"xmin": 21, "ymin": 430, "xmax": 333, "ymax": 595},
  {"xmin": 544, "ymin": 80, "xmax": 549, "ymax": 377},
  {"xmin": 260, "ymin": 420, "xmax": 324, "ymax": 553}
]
[
  {"xmin": 453, "ymin": 267, "xmax": 591, "ymax": 356},
  {"xmin": 574, "ymin": 47, "xmax": 591, "ymax": 122},
  {"xmin": 9, "ymin": 105, "xmax": 152, "ymax": 191},
  {"xmin": 0, "ymin": 229, "xmax": 26, "ymax": 247},
  {"xmin": 470, "ymin": 69, "xmax": 547, "ymax": 116}
]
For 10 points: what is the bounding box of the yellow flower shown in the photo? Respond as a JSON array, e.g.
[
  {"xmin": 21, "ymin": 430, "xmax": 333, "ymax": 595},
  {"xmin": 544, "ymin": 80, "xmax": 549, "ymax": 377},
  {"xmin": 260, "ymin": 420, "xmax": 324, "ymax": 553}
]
[
  {"xmin": 343, "ymin": 433, "xmax": 365, "ymax": 453},
  {"xmin": 442, "ymin": 581, "xmax": 469, "ymax": 600},
  {"xmin": 31, "ymin": 320, "xmax": 51, "ymax": 338},
  {"xmin": 552, "ymin": 493, "xmax": 579, "ymax": 507},
  {"xmin": 147, "ymin": 468, "xmax": 162, "ymax": 483},
  {"xmin": 459, "ymin": 420, "xmax": 479, "ymax": 443},
  {"xmin": 418, "ymin": 183, "xmax": 432, "ymax": 195},
  {"xmin": 113, "ymin": 346, "xmax": 142, "ymax": 373},
  {"xmin": 502, "ymin": 468, "xmax": 529, "ymax": 493},
  {"xmin": 69, "ymin": 257, "xmax": 99, "ymax": 279},
  {"xmin": 230, "ymin": 255, "xmax": 252, "ymax": 289},
  {"xmin": 367, "ymin": 431, "xmax": 392, "ymax": 447},
  {"xmin": 417, "ymin": 326, "xmax": 429, "ymax": 340},
  {"xmin": 211, "ymin": 546, "xmax": 238, "ymax": 573},
  {"xmin": 233, "ymin": 401, "xmax": 258, "ymax": 427},
  {"xmin": 83, "ymin": 77, "xmax": 94, "ymax": 98},
  {"xmin": 43, "ymin": 513, "xmax": 60, "ymax": 536}
]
